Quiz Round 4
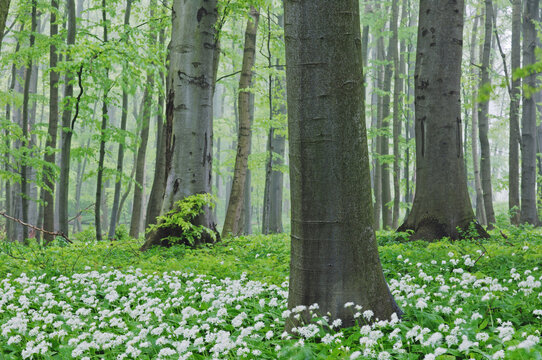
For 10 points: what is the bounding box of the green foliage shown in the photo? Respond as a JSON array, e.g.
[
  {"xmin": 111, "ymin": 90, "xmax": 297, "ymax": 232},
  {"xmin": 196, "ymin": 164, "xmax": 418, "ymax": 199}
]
[{"xmin": 146, "ymin": 193, "xmax": 217, "ymax": 246}]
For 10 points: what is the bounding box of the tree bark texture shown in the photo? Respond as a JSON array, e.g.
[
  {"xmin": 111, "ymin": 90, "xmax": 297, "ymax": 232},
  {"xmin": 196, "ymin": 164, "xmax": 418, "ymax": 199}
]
[
  {"xmin": 373, "ymin": 36, "xmax": 384, "ymax": 230},
  {"xmin": 42, "ymin": 0, "xmax": 60, "ymax": 244},
  {"xmin": 520, "ymin": 0, "xmax": 539, "ymax": 225},
  {"xmin": 478, "ymin": 0, "xmax": 496, "ymax": 228},
  {"xmin": 508, "ymin": 0, "xmax": 521, "ymax": 225},
  {"xmin": 391, "ymin": 0, "xmax": 402, "ymax": 229},
  {"xmin": 381, "ymin": 41, "xmax": 393, "ymax": 230},
  {"xmin": 58, "ymin": 0, "xmax": 76, "ymax": 237},
  {"xmin": 398, "ymin": 0, "xmax": 488, "ymax": 240},
  {"xmin": 284, "ymin": 0, "xmax": 401, "ymax": 327},
  {"xmin": 222, "ymin": 7, "xmax": 260, "ymax": 238},
  {"xmin": 141, "ymin": 0, "xmax": 219, "ymax": 250},
  {"xmin": 0, "ymin": 0, "xmax": 10, "ymax": 47}
]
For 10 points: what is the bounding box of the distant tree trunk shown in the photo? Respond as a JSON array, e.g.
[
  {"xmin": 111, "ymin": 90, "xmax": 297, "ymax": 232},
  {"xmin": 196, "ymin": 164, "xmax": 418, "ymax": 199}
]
[
  {"xmin": 262, "ymin": 13, "xmax": 285, "ymax": 235},
  {"xmin": 509, "ymin": 0, "xmax": 521, "ymax": 225},
  {"xmin": 391, "ymin": 0, "xmax": 402, "ymax": 229},
  {"xmin": 520, "ymin": 0, "xmax": 539, "ymax": 225},
  {"xmin": 373, "ymin": 35, "xmax": 384, "ymax": 230},
  {"xmin": 58, "ymin": 0, "xmax": 76, "ymax": 237},
  {"xmin": 108, "ymin": 0, "xmax": 132, "ymax": 240},
  {"xmin": 381, "ymin": 39, "xmax": 393, "ymax": 230},
  {"xmin": 20, "ymin": 0, "xmax": 37, "ymax": 241},
  {"xmin": 0, "ymin": 0, "xmax": 10, "ymax": 47},
  {"xmin": 95, "ymin": 0, "xmax": 109, "ymax": 241},
  {"xmin": 40, "ymin": 0, "xmax": 60, "ymax": 245},
  {"xmin": 470, "ymin": 13, "xmax": 487, "ymax": 226},
  {"xmin": 284, "ymin": 0, "xmax": 401, "ymax": 327},
  {"xmin": 398, "ymin": 0, "xmax": 488, "ymax": 240},
  {"xmin": 73, "ymin": 138, "xmax": 90, "ymax": 233},
  {"xmin": 222, "ymin": 7, "xmax": 260, "ymax": 237},
  {"xmin": 145, "ymin": 55, "xmax": 166, "ymax": 229},
  {"xmin": 478, "ymin": 0, "xmax": 496, "ymax": 228},
  {"xmin": 141, "ymin": 0, "xmax": 219, "ymax": 250}
]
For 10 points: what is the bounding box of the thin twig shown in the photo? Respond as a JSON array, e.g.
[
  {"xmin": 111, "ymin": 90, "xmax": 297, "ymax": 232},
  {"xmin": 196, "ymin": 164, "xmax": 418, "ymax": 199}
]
[
  {"xmin": 68, "ymin": 203, "xmax": 95, "ymax": 223},
  {"xmin": 0, "ymin": 211, "xmax": 73, "ymax": 244}
]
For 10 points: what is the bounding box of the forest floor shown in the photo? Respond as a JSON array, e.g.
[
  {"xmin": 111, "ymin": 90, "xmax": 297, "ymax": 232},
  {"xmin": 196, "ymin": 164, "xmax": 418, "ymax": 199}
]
[{"xmin": 0, "ymin": 228, "xmax": 541, "ymax": 359}]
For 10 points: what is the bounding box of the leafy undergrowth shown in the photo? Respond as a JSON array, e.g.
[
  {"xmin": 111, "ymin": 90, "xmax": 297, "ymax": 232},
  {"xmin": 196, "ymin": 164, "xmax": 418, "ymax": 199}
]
[{"xmin": 0, "ymin": 229, "xmax": 541, "ymax": 359}]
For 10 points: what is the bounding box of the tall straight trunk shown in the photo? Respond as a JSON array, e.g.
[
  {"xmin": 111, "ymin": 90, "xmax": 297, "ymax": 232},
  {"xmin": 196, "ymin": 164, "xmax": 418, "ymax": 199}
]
[
  {"xmin": 58, "ymin": 0, "xmax": 76, "ymax": 237},
  {"xmin": 130, "ymin": 83, "xmax": 154, "ymax": 237},
  {"xmin": 520, "ymin": 0, "xmax": 539, "ymax": 225},
  {"xmin": 95, "ymin": 0, "xmax": 109, "ymax": 241},
  {"xmin": 108, "ymin": 0, "xmax": 133, "ymax": 239},
  {"xmin": 470, "ymin": 14, "xmax": 487, "ymax": 225},
  {"xmin": 73, "ymin": 138, "xmax": 90, "ymax": 233},
  {"xmin": 284, "ymin": 0, "xmax": 401, "ymax": 327},
  {"xmin": 381, "ymin": 39, "xmax": 393, "ymax": 229},
  {"xmin": 398, "ymin": 0, "xmax": 488, "ymax": 240},
  {"xmin": 478, "ymin": 0, "xmax": 496, "ymax": 228},
  {"xmin": 20, "ymin": 0, "xmax": 37, "ymax": 241},
  {"xmin": 391, "ymin": 0, "xmax": 402, "ymax": 229},
  {"xmin": 222, "ymin": 7, "xmax": 260, "ymax": 237},
  {"xmin": 145, "ymin": 55, "xmax": 166, "ymax": 229},
  {"xmin": 373, "ymin": 36, "xmax": 384, "ymax": 230},
  {"xmin": 142, "ymin": 0, "xmax": 219, "ymax": 250},
  {"xmin": 509, "ymin": 0, "xmax": 521, "ymax": 225},
  {"xmin": 41, "ymin": 0, "xmax": 60, "ymax": 244}
]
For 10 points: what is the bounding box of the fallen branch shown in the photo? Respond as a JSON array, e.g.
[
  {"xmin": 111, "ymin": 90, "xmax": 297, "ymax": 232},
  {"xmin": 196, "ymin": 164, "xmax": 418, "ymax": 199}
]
[
  {"xmin": 0, "ymin": 211, "xmax": 73, "ymax": 244},
  {"xmin": 68, "ymin": 203, "xmax": 95, "ymax": 224}
]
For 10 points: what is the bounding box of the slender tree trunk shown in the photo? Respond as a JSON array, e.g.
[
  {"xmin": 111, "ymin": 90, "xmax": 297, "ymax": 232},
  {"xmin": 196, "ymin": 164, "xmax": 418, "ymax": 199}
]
[
  {"xmin": 0, "ymin": 0, "xmax": 11, "ymax": 47},
  {"xmin": 470, "ymin": 11, "xmax": 487, "ymax": 225},
  {"xmin": 284, "ymin": 0, "xmax": 401, "ymax": 328},
  {"xmin": 222, "ymin": 7, "xmax": 260, "ymax": 237},
  {"xmin": 478, "ymin": 0, "xmax": 496, "ymax": 228},
  {"xmin": 58, "ymin": 0, "xmax": 76, "ymax": 237},
  {"xmin": 95, "ymin": 0, "xmax": 109, "ymax": 241},
  {"xmin": 20, "ymin": 0, "xmax": 37, "ymax": 242},
  {"xmin": 520, "ymin": 0, "xmax": 539, "ymax": 225},
  {"xmin": 108, "ymin": 0, "xmax": 132, "ymax": 240},
  {"xmin": 142, "ymin": 0, "xmax": 220, "ymax": 250},
  {"xmin": 381, "ymin": 39, "xmax": 393, "ymax": 230},
  {"xmin": 391, "ymin": 0, "xmax": 402, "ymax": 229},
  {"xmin": 398, "ymin": 0, "xmax": 488, "ymax": 240},
  {"xmin": 73, "ymin": 138, "xmax": 90, "ymax": 233},
  {"xmin": 509, "ymin": 0, "xmax": 521, "ymax": 225},
  {"xmin": 373, "ymin": 35, "xmax": 384, "ymax": 230},
  {"xmin": 41, "ymin": 0, "xmax": 60, "ymax": 244}
]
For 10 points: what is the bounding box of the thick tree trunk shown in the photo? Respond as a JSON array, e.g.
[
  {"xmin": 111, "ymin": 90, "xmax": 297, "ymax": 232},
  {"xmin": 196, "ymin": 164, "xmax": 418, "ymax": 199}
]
[
  {"xmin": 470, "ymin": 14, "xmax": 487, "ymax": 226},
  {"xmin": 509, "ymin": 0, "xmax": 521, "ymax": 225},
  {"xmin": 141, "ymin": 0, "xmax": 219, "ymax": 250},
  {"xmin": 398, "ymin": 0, "xmax": 488, "ymax": 240},
  {"xmin": 222, "ymin": 7, "xmax": 260, "ymax": 237},
  {"xmin": 373, "ymin": 36, "xmax": 384, "ymax": 230},
  {"xmin": 41, "ymin": 0, "xmax": 59, "ymax": 245},
  {"xmin": 391, "ymin": 0, "xmax": 402, "ymax": 229},
  {"xmin": 58, "ymin": 0, "xmax": 76, "ymax": 237},
  {"xmin": 0, "ymin": 0, "xmax": 10, "ymax": 47},
  {"xmin": 108, "ymin": 0, "xmax": 132, "ymax": 240},
  {"xmin": 520, "ymin": 0, "xmax": 539, "ymax": 225},
  {"xmin": 478, "ymin": 0, "xmax": 496, "ymax": 228},
  {"xmin": 284, "ymin": 0, "xmax": 401, "ymax": 328}
]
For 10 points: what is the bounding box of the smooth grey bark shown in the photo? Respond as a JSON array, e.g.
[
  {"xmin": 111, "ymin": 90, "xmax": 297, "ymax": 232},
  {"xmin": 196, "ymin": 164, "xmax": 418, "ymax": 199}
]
[
  {"xmin": 58, "ymin": 0, "xmax": 76, "ymax": 237},
  {"xmin": 95, "ymin": 0, "xmax": 109, "ymax": 241},
  {"xmin": 141, "ymin": 0, "xmax": 219, "ymax": 250},
  {"xmin": 398, "ymin": 0, "xmax": 488, "ymax": 240},
  {"xmin": 41, "ymin": 0, "xmax": 60, "ymax": 245},
  {"xmin": 284, "ymin": 0, "xmax": 401, "ymax": 328},
  {"xmin": 509, "ymin": 0, "xmax": 521, "ymax": 225},
  {"xmin": 470, "ymin": 13, "xmax": 487, "ymax": 226},
  {"xmin": 222, "ymin": 7, "xmax": 260, "ymax": 237},
  {"xmin": 108, "ymin": 0, "xmax": 132, "ymax": 240},
  {"xmin": 20, "ymin": 0, "xmax": 37, "ymax": 242},
  {"xmin": 73, "ymin": 138, "xmax": 90, "ymax": 233},
  {"xmin": 478, "ymin": 0, "xmax": 496, "ymax": 228},
  {"xmin": 391, "ymin": 0, "xmax": 402, "ymax": 229},
  {"xmin": 373, "ymin": 35, "xmax": 384, "ymax": 230},
  {"xmin": 520, "ymin": 0, "xmax": 539, "ymax": 225}
]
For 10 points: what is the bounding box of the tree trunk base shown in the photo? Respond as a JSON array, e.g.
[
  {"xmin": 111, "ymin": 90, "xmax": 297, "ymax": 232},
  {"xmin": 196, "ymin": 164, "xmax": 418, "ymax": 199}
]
[
  {"xmin": 140, "ymin": 217, "xmax": 219, "ymax": 251},
  {"xmin": 397, "ymin": 216, "xmax": 489, "ymax": 241}
]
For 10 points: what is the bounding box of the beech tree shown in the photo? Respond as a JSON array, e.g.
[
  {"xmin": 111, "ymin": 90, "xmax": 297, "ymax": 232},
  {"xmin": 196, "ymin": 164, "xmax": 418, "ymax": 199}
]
[
  {"xmin": 141, "ymin": 0, "xmax": 219, "ymax": 250},
  {"xmin": 398, "ymin": 0, "xmax": 488, "ymax": 240},
  {"xmin": 284, "ymin": 0, "xmax": 400, "ymax": 326}
]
